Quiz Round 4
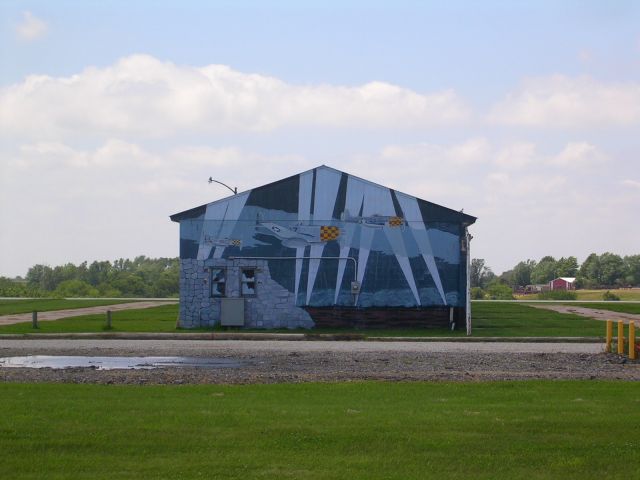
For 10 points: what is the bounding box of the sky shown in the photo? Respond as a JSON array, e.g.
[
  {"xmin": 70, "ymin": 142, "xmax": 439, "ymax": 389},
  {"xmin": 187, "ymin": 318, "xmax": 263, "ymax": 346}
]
[{"xmin": 1, "ymin": 0, "xmax": 639, "ymax": 277}]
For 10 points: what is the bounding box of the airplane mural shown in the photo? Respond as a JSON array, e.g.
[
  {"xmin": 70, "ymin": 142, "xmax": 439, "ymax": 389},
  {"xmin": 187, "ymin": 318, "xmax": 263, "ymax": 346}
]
[
  {"xmin": 172, "ymin": 165, "xmax": 476, "ymax": 318},
  {"xmin": 256, "ymin": 222, "xmax": 341, "ymax": 248},
  {"xmin": 340, "ymin": 210, "xmax": 405, "ymax": 229}
]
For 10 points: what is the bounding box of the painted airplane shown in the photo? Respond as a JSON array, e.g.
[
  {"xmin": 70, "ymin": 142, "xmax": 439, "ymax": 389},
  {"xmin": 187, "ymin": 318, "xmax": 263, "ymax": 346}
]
[
  {"xmin": 340, "ymin": 209, "xmax": 405, "ymax": 229},
  {"xmin": 256, "ymin": 222, "xmax": 340, "ymax": 249},
  {"xmin": 203, "ymin": 235, "xmax": 242, "ymax": 247}
]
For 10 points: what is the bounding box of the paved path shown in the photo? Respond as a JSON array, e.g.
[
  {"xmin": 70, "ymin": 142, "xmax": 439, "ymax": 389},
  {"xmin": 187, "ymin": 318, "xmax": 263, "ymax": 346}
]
[
  {"xmin": 0, "ymin": 338, "xmax": 604, "ymax": 354},
  {"xmin": 527, "ymin": 304, "xmax": 640, "ymax": 325},
  {"xmin": 0, "ymin": 301, "xmax": 177, "ymax": 326}
]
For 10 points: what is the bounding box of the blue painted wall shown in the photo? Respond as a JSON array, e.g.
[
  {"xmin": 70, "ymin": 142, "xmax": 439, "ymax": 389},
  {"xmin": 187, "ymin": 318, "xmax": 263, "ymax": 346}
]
[{"xmin": 172, "ymin": 166, "xmax": 475, "ymax": 308}]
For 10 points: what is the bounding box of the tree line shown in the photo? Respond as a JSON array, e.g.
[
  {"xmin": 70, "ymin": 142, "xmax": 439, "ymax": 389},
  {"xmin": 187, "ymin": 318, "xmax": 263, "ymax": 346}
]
[
  {"xmin": 472, "ymin": 252, "xmax": 640, "ymax": 290},
  {"xmin": 0, "ymin": 256, "xmax": 179, "ymax": 298}
]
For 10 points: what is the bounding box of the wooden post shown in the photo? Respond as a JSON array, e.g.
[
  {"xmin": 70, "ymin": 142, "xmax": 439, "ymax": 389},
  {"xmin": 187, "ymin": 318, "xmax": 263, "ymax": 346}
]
[
  {"xmin": 617, "ymin": 321, "xmax": 625, "ymax": 354},
  {"xmin": 629, "ymin": 322, "xmax": 637, "ymax": 361},
  {"xmin": 106, "ymin": 310, "xmax": 112, "ymax": 329},
  {"xmin": 32, "ymin": 311, "xmax": 38, "ymax": 329},
  {"xmin": 605, "ymin": 320, "xmax": 613, "ymax": 353}
]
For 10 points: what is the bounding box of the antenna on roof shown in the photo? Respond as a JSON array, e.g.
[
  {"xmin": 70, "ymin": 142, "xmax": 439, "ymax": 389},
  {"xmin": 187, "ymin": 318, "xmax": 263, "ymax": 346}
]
[{"xmin": 208, "ymin": 177, "xmax": 237, "ymax": 195}]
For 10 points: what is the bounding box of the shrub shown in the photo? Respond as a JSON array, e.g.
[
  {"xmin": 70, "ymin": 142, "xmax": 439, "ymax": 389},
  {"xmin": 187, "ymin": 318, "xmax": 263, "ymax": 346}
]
[
  {"xmin": 471, "ymin": 287, "xmax": 486, "ymax": 299},
  {"xmin": 53, "ymin": 280, "xmax": 100, "ymax": 298},
  {"xmin": 602, "ymin": 290, "xmax": 620, "ymax": 301},
  {"xmin": 485, "ymin": 282, "xmax": 514, "ymax": 300},
  {"xmin": 538, "ymin": 290, "xmax": 577, "ymax": 300}
]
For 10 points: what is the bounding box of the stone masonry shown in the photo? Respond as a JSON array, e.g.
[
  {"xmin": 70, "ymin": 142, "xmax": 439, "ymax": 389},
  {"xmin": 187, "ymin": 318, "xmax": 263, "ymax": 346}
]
[{"xmin": 179, "ymin": 258, "xmax": 314, "ymax": 329}]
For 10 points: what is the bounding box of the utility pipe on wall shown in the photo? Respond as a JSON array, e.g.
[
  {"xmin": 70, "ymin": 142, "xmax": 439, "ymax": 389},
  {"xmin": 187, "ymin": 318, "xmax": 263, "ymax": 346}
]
[{"xmin": 228, "ymin": 256, "xmax": 359, "ymax": 305}]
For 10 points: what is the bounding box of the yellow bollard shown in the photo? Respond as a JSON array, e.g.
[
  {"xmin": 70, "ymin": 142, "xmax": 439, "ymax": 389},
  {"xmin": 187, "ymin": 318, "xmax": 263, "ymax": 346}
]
[
  {"xmin": 630, "ymin": 322, "xmax": 637, "ymax": 361},
  {"xmin": 606, "ymin": 320, "xmax": 613, "ymax": 353},
  {"xmin": 617, "ymin": 321, "xmax": 625, "ymax": 354}
]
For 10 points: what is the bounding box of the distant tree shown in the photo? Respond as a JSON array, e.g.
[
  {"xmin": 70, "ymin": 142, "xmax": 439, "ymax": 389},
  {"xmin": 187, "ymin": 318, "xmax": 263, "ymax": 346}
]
[
  {"xmin": 623, "ymin": 255, "xmax": 640, "ymax": 286},
  {"xmin": 510, "ymin": 259, "xmax": 537, "ymax": 287},
  {"xmin": 555, "ymin": 256, "xmax": 578, "ymax": 277},
  {"xmin": 531, "ymin": 256, "xmax": 557, "ymax": 284},
  {"xmin": 599, "ymin": 252, "xmax": 625, "ymax": 286},
  {"xmin": 26, "ymin": 264, "xmax": 56, "ymax": 291},
  {"xmin": 470, "ymin": 259, "xmax": 495, "ymax": 289},
  {"xmin": 578, "ymin": 253, "xmax": 600, "ymax": 288}
]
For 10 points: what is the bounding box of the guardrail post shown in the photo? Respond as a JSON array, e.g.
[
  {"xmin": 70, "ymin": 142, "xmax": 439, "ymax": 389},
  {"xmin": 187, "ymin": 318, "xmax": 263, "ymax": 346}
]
[
  {"xmin": 630, "ymin": 322, "xmax": 637, "ymax": 361},
  {"xmin": 106, "ymin": 310, "xmax": 112, "ymax": 329},
  {"xmin": 606, "ymin": 320, "xmax": 613, "ymax": 353},
  {"xmin": 32, "ymin": 311, "xmax": 38, "ymax": 329},
  {"xmin": 617, "ymin": 321, "xmax": 625, "ymax": 354}
]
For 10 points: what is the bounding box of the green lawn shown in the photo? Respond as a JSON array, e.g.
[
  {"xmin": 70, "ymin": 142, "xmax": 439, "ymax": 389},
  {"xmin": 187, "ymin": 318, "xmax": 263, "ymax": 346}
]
[
  {"xmin": 0, "ymin": 302, "xmax": 608, "ymax": 337},
  {"xmin": 1, "ymin": 381, "xmax": 638, "ymax": 479},
  {"xmin": 470, "ymin": 302, "xmax": 606, "ymax": 337},
  {"xmin": 0, "ymin": 304, "xmax": 185, "ymax": 334},
  {"xmin": 0, "ymin": 298, "xmax": 142, "ymax": 316}
]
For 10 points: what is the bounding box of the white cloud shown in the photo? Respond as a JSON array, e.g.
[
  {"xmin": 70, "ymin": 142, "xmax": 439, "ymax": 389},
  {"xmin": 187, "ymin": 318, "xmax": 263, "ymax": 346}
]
[
  {"xmin": 493, "ymin": 142, "xmax": 536, "ymax": 169},
  {"xmin": 622, "ymin": 179, "xmax": 640, "ymax": 189},
  {"xmin": 488, "ymin": 75, "xmax": 640, "ymax": 127},
  {"xmin": 381, "ymin": 137, "xmax": 490, "ymax": 166},
  {"xmin": 547, "ymin": 142, "xmax": 607, "ymax": 167},
  {"xmin": 0, "ymin": 54, "xmax": 470, "ymax": 140},
  {"xmin": 16, "ymin": 11, "xmax": 48, "ymax": 41}
]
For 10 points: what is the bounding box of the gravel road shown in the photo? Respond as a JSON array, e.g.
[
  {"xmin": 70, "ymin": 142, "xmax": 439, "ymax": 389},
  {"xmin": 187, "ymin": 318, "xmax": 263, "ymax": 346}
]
[
  {"xmin": 1, "ymin": 339, "xmax": 638, "ymax": 385},
  {"xmin": 527, "ymin": 304, "xmax": 640, "ymax": 324}
]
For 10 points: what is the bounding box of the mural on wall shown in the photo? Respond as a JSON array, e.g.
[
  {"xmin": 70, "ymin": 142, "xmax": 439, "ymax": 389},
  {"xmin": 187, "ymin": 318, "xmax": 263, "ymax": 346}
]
[{"xmin": 175, "ymin": 166, "xmax": 475, "ymax": 309}]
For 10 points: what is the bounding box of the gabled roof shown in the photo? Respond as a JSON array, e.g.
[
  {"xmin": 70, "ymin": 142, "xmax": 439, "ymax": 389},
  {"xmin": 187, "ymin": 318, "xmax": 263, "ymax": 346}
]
[
  {"xmin": 170, "ymin": 165, "xmax": 476, "ymax": 225},
  {"xmin": 555, "ymin": 277, "xmax": 576, "ymax": 283}
]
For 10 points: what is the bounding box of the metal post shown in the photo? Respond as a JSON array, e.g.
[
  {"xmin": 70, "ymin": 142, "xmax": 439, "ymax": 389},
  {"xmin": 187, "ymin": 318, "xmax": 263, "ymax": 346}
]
[
  {"xmin": 605, "ymin": 320, "xmax": 613, "ymax": 353},
  {"xmin": 629, "ymin": 322, "xmax": 636, "ymax": 360},
  {"xmin": 465, "ymin": 229, "xmax": 472, "ymax": 336},
  {"xmin": 32, "ymin": 311, "xmax": 38, "ymax": 329},
  {"xmin": 617, "ymin": 321, "xmax": 625, "ymax": 354},
  {"xmin": 106, "ymin": 310, "xmax": 112, "ymax": 329}
]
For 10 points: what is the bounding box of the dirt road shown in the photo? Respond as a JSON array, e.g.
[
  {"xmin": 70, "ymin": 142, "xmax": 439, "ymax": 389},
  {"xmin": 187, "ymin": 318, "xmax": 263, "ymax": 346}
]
[
  {"xmin": 0, "ymin": 301, "xmax": 177, "ymax": 326},
  {"xmin": 527, "ymin": 304, "xmax": 640, "ymax": 325}
]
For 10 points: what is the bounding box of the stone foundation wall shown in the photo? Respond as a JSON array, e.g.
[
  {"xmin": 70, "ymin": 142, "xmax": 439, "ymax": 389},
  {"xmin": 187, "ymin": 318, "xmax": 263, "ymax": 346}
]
[{"xmin": 178, "ymin": 258, "xmax": 313, "ymax": 329}]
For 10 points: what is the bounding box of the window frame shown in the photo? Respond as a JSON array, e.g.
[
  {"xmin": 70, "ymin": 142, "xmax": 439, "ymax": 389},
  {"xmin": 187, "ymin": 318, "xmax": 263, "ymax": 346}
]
[
  {"xmin": 240, "ymin": 267, "xmax": 257, "ymax": 297},
  {"xmin": 209, "ymin": 268, "xmax": 227, "ymax": 298}
]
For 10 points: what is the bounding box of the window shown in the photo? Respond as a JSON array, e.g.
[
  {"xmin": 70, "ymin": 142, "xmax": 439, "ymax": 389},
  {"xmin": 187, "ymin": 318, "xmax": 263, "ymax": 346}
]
[
  {"xmin": 210, "ymin": 269, "xmax": 226, "ymax": 297},
  {"xmin": 241, "ymin": 268, "xmax": 256, "ymax": 296}
]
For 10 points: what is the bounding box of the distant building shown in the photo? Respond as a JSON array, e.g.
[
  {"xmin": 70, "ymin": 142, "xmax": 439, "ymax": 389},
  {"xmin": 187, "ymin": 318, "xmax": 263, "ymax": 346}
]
[
  {"xmin": 524, "ymin": 284, "xmax": 548, "ymax": 294},
  {"xmin": 550, "ymin": 277, "xmax": 576, "ymax": 291},
  {"xmin": 170, "ymin": 165, "xmax": 476, "ymax": 331}
]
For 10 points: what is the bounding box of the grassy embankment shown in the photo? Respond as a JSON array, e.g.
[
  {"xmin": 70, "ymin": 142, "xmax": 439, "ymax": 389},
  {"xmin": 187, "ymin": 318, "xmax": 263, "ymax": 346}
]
[
  {"xmin": 1, "ymin": 381, "xmax": 639, "ymax": 480},
  {"xmin": 0, "ymin": 302, "xmax": 608, "ymax": 337},
  {"xmin": 0, "ymin": 298, "xmax": 145, "ymax": 316}
]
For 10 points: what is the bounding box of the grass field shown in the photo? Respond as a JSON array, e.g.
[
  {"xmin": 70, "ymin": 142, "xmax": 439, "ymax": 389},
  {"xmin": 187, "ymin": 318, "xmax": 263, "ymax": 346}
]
[
  {"xmin": 0, "ymin": 302, "xmax": 607, "ymax": 337},
  {"xmin": 1, "ymin": 381, "xmax": 638, "ymax": 479},
  {"xmin": 0, "ymin": 304, "xmax": 186, "ymax": 333},
  {"xmin": 0, "ymin": 298, "xmax": 141, "ymax": 316},
  {"xmin": 469, "ymin": 302, "xmax": 605, "ymax": 337}
]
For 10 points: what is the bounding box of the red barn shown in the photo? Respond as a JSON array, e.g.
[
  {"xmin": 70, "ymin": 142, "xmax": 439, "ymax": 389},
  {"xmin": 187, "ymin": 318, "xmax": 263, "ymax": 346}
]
[{"xmin": 549, "ymin": 277, "xmax": 576, "ymax": 291}]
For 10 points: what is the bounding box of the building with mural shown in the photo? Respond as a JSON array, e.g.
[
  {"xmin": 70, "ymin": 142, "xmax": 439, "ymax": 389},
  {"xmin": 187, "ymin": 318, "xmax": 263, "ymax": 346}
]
[{"xmin": 170, "ymin": 166, "xmax": 476, "ymax": 331}]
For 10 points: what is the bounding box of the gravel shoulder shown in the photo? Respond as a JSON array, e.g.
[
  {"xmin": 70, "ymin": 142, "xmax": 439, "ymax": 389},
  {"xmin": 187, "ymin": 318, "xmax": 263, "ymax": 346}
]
[{"xmin": 1, "ymin": 339, "xmax": 638, "ymax": 385}]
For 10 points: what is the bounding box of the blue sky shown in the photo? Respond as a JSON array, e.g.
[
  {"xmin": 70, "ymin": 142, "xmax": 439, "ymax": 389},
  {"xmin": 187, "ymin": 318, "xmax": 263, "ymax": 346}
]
[{"xmin": 1, "ymin": 1, "xmax": 639, "ymax": 277}]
